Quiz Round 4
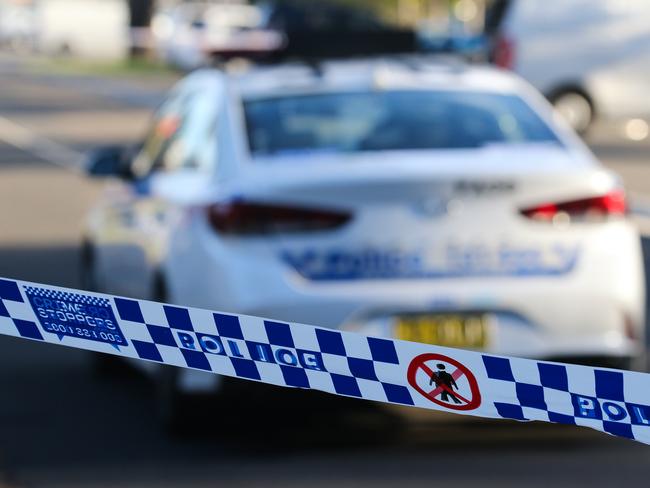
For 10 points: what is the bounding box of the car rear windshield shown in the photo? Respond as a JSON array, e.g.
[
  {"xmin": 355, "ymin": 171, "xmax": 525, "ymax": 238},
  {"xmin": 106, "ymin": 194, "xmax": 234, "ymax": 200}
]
[{"xmin": 243, "ymin": 90, "xmax": 562, "ymax": 157}]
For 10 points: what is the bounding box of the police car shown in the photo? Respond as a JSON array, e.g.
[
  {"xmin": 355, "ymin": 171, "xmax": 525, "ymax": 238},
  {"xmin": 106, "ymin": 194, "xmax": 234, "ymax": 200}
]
[{"xmin": 82, "ymin": 56, "xmax": 645, "ymax": 424}]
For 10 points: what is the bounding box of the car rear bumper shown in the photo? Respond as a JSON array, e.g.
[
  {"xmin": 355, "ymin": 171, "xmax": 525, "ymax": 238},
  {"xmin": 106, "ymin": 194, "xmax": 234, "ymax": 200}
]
[
  {"xmin": 168, "ymin": 219, "xmax": 645, "ymax": 365},
  {"xmin": 241, "ymin": 298, "xmax": 644, "ymax": 363},
  {"xmin": 174, "ymin": 271, "xmax": 644, "ymax": 363}
]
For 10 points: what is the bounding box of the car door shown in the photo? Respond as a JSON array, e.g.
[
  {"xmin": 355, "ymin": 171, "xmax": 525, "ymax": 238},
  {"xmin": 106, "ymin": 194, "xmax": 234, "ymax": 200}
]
[{"xmin": 96, "ymin": 78, "xmax": 218, "ymax": 299}]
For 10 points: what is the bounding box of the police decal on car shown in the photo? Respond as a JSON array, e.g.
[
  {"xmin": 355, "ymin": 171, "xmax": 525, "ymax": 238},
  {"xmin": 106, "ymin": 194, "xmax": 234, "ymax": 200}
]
[{"xmin": 282, "ymin": 243, "xmax": 580, "ymax": 281}]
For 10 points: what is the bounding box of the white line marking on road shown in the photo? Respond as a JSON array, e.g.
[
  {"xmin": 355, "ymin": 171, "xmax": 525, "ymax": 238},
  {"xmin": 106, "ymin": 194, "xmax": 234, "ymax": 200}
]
[{"xmin": 0, "ymin": 116, "xmax": 84, "ymax": 171}]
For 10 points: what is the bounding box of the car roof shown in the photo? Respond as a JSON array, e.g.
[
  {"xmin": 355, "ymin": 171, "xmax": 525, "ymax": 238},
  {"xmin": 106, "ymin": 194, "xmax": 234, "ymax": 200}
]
[{"xmin": 214, "ymin": 56, "xmax": 526, "ymax": 99}]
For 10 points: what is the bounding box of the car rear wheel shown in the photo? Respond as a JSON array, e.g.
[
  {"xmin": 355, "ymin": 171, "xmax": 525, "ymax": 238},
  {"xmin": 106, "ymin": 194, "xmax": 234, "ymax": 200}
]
[
  {"xmin": 155, "ymin": 366, "xmax": 200, "ymax": 435},
  {"xmin": 551, "ymin": 90, "xmax": 594, "ymax": 135},
  {"xmin": 152, "ymin": 273, "xmax": 230, "ymax": 434},
  {"xmin": 80, "ymin": 240, "xmax": 97, "ymax": 292},
  {"xmin": 81, "ymin": 241, "xmax": 126, "ymax": 377}
]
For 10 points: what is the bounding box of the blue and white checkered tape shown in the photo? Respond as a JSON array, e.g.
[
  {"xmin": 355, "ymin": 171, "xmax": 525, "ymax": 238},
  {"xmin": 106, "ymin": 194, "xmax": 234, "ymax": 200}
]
[{"xmin": 2, "ymin": 276, "xmax": 650, "ymax": 444}]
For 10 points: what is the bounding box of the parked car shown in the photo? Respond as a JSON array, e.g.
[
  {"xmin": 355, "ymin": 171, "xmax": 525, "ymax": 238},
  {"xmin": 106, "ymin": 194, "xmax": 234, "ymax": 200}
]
[
  {"xmin": 257, "ymin": 0, "xmax": 415, "ymax": 60},
  {"xmin": 486, "ymin": 0, "xmax": 650, "ymax": 134},
  {"xmin": 151, "ymin": 2, "xmax": 280, "ymax": 70},
  {"xmin": 82, "ymin": 56, "xmax": 645, "ymax": 427},
  {"xmin": 153, "ymin": 0, "xmax": 416, "ymax": 70}
]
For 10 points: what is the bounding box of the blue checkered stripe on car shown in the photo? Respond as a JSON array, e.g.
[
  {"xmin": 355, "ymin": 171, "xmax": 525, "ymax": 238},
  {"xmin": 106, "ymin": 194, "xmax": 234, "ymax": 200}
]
[
  {"xmin": 482, "ymin": 355, "xmax": 650, "ymax": 441},
  {"xmin": 112, "ymin": 296, "xmax": 415, "ymax": 406}
]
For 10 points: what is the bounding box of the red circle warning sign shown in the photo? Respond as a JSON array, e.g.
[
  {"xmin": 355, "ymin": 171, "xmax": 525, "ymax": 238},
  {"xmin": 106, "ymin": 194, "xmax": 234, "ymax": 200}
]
[{"xmin": 407, "ymin": 353, "xmax": 481, "ymax": 411}]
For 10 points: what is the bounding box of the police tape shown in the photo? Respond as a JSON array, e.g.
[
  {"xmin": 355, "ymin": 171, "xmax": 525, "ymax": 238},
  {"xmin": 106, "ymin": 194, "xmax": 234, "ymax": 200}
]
[{"xmin": 0, "ymin": 276, "xmax": 648, "ymax": 444}]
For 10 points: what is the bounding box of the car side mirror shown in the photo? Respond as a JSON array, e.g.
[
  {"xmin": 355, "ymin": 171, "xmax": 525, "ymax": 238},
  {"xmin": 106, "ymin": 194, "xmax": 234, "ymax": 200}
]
[{"xmin": 84, "ymin": 146, "xmax": 133, "ymax": 179}]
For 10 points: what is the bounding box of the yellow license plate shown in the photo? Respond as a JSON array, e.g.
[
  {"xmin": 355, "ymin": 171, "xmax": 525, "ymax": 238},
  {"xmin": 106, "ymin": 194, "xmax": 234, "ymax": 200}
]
[{"xmin": 395, "ymin": 314, "xmax": 489, "ymax": 349}]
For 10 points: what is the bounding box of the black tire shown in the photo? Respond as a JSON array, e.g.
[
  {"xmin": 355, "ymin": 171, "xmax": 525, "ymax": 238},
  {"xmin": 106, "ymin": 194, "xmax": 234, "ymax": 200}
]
[
  {"xmin": 549, "ymin": 89, "xmax": 594, "ymax": 135},
  {"xmin": 155, "ymin": 366, "xmax": 196, "ymax": 435},
  {"xmin": 81, "ymin": 242, "xmax": 126, "ymax": 378},
  {"xmin": 152, "ymin": 273, "xmax": 213, "ymax": 435},
  {"xmin": 79, "ymin": 240, "xmax": 97, "ymax": 292},
  {"xmin": 155, "ymin": 364, "xmax": 228, "ymax": 437},
  {"xmin": 90, "ymin": 351, "xmax": 130, "ymax": 379}
]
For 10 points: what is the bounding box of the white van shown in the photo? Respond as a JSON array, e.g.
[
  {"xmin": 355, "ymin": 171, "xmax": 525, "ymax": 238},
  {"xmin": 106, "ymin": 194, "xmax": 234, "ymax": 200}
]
[
  {"xmin": 487, "ymin": 0, "xmax": 650, "ymax": 133},
  {"xmin": 35, "ymin": 0, "xmax": 129, "ymax": 60}
]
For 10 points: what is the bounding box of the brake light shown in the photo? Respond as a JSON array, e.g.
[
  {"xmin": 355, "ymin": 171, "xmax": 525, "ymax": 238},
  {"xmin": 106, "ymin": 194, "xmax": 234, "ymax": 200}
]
[
  {"xmin": 493, "ymin": 34, "xmax": 515, "ymax": 70},
  {"xmin": 520, "ymin": 190, "xmax": 627, "ymax": 222},
  {"xmin": 207, "ymin": 201, "xmax": 351, "ymax": 235}
]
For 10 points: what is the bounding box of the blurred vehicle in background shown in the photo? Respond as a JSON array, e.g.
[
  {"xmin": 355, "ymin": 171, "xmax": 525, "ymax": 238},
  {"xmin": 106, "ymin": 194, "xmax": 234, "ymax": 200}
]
[
  {"xmin": 81, "ymin": 56, "xmax": 645, "ymax": 426},
  {"xmin": 151, "ymin": 1, "xmax": 282, "ymax": 70},
  {"xmin": 152, "ymin": 0, "xmax": 416, "ymax": 70},
  {"xmin": 486, "ymin": 0, "xmax": 650, "ymax": 134},
  {"xmin": 258, "ymin": 0, "xmax": 414, "ymax": 60},
  {"xmin": 0, "ymin": 0, "xmax": 36, "ymax": 52},
  {"xmin": 34, "ymin": 0, "xmax": 129, "ymax": 59}
]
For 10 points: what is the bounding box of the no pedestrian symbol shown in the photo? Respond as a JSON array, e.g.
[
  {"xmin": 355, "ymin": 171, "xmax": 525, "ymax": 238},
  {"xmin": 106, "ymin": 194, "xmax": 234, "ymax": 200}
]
[{"xmin": 407, "ymin": 353, "xmax": 481, "ymax": 411}]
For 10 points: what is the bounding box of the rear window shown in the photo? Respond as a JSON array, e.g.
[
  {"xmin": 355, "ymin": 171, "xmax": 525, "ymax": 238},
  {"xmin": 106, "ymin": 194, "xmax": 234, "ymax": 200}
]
[{"xmin": 244, "ymin": 90, "xmax": 561, "ymax": 157}]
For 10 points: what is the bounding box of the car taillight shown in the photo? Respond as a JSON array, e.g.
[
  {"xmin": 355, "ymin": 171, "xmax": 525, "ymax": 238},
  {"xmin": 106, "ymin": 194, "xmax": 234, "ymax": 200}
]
[
  {"xmin": 520, "ymin": 190, "xmax": 627, "ymax": 222},
  {"xmin": 493, "ymin": 34, "xmax": 515, "ymax": 70},
  {"xmin": 207, "ymin": 201, "xmax": 351, "ymax": 235}
]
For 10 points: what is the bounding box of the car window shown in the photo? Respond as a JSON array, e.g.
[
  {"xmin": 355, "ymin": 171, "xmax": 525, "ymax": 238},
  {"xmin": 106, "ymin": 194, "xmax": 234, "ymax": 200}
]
[
  {"xmin": 132, "ymin": 87, "xmax": 217, "ymax": 177},
  {"xmin": 244, "ymin": 90, "xmax": 562, "ymax": 157},
  {"xmin": 158, "ymin": 90, "xmax": 217, "ymax": 173},
  {"xmin": 131, "ymin": 89, "xmax": 190, "ymax": 177}
]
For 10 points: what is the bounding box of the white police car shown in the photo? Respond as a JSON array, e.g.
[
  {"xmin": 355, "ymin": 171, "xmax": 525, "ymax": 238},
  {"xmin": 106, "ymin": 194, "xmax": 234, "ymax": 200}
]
[{"xmin": 82, "ymin": 57, "xmax": 645, "ymax": 424}]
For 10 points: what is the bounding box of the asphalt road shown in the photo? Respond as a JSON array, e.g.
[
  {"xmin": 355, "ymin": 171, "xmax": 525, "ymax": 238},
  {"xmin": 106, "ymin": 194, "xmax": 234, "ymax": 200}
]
[{"xmin": 0, "ymin": 55, "xmax": 650, "ymax": 487}]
